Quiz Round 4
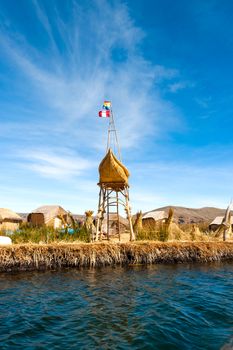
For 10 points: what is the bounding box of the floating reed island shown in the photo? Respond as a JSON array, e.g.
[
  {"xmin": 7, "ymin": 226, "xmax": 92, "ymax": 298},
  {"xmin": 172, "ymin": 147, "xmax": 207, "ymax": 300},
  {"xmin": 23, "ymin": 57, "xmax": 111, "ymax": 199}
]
[{"xmin": 1, "ymin": 242, "xmax": 233, "ymax": 272}]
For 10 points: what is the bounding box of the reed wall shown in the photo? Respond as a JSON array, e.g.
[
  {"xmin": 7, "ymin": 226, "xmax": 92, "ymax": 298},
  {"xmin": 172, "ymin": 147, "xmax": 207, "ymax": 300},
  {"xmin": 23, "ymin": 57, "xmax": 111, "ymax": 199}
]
[{"xmin": 0, "ymin": 242, "xmax": 233, "ymax": 272}]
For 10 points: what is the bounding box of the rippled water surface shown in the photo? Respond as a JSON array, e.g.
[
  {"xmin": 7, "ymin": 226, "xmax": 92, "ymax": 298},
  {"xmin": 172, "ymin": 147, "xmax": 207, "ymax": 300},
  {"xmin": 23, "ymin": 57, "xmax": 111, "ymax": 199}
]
[{"xmin": 0, "ymin": 263, "xmax": 233, "ymax": 349}]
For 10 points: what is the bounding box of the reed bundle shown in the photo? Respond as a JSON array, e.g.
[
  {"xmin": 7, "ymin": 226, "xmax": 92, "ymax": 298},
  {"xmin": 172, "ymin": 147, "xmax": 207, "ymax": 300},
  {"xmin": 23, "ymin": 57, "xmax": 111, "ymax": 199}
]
[{"xmin": 0, "ymin": 242, "xmax": 233, "ymax": 272}]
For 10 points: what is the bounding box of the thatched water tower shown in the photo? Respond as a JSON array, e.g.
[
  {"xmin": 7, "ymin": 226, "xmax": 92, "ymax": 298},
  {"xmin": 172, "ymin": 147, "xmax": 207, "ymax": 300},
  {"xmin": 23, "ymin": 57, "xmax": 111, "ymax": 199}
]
[{"xmin": 96, "ymin": 101, "xmax": 135, "ymax": 241}]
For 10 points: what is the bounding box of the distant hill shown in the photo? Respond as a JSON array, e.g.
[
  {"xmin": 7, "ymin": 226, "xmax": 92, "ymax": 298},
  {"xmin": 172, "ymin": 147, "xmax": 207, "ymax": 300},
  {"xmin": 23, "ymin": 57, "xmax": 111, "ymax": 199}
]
[
  {"xmin": 144, "ymin": 206, "xmax": 229, "ymax": 224},
  {"xmin": 18, "ymin": 206, "xmax": 230, "ymax": 225}
]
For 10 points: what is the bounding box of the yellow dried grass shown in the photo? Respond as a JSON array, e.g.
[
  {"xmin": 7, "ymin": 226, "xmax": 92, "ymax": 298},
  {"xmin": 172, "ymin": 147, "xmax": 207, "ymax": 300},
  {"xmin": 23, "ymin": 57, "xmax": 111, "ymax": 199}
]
[{"xmin": 0, "ymin": 242, "xmax": 233, "ymax": 272}]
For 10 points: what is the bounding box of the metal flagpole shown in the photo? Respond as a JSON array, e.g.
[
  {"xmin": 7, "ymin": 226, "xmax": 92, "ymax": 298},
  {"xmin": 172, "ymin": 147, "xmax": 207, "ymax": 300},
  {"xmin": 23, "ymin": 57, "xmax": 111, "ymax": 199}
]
[
  {"xmin": 111, "ymin": 108, "xmax": 122, "ymax": 161},
  {"xmin": 106, "ymin": 105, "xmax": 122, "ymax": 161}
]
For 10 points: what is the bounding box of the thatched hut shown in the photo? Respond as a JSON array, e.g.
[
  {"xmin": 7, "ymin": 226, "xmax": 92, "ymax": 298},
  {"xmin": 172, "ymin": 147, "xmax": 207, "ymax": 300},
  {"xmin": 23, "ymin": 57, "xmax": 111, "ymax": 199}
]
[
  {"xmin": 101, "ymin": 213, "xmax": 129, "ymax": 237},
  {"xmin": 209, "ymin": 216, "xmax": 233, "ymax": 232},
  {"xmin": 142, "ymin": 210, "xmax": 168, "ymax": 228},
  {"xmin": 0, "ymin": 208, "xmax": 22, "ymax": 231},
  {"xmin": 27, "ymin": 205, "xmax": 68, "ymax": 229}
]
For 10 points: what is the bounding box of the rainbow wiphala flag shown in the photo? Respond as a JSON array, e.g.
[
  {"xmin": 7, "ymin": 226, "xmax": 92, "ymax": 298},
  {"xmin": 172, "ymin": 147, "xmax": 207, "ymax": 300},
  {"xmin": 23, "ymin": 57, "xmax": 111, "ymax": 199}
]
[{"xmin": 103, "ymin": 101, "xmax": 111, "ymax": 110}]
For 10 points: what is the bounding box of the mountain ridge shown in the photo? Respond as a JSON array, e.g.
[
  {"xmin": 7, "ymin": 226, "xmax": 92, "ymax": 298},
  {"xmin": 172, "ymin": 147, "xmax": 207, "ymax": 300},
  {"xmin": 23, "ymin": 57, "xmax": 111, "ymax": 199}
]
[
  {"xmin": 145, "ymin": 206, "xmax": 229, "ymax": 224},
  {"xmin": 18, "ymin": 206, "xmax": 230, "ymax": 225}
]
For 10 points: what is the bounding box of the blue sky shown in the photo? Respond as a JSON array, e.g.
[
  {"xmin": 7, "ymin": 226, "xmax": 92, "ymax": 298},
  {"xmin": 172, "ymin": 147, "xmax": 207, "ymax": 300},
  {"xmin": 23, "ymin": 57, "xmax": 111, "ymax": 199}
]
[{"xmin": 0, "ymin": 0, "xmax": 233, "ymax": 213}]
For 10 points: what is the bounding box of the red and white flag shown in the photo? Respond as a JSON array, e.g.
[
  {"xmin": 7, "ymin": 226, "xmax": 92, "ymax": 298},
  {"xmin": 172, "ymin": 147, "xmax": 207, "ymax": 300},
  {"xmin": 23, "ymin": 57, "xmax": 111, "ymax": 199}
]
[{"xmin": 98, "ymin": 110, "xmax": 110, "ymax": 117}]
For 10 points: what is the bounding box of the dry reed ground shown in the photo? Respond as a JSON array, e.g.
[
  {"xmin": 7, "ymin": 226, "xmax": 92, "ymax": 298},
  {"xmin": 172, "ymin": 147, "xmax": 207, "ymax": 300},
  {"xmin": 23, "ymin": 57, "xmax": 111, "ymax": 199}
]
[{"xmin": 0, "ymin": 242, "xmax": 233, "ymax": 272}]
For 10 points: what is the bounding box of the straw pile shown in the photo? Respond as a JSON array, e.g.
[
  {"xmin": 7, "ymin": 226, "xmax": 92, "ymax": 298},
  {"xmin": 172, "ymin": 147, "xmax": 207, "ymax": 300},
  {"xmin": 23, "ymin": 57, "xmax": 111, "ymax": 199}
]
[{"xmin": 0, "ymin": 242, "xmax": 233, "ymax": 272}]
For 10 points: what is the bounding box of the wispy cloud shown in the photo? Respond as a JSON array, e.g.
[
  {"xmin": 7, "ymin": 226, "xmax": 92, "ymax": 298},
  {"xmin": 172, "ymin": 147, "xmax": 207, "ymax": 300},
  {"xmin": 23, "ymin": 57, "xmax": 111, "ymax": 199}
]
[
  {"xmin": 0, "ymin": 0, "xmax": 181, "ymax": 151},
  {"xmin": 168, "ymin": 81, "xmax": 194, "ymax": 93},
  {"xmin": 17, "ymin": 148, "xmax": 95, "ymax": 180},
  {"xmin": 154, "ymin": 65, "xmax": 179, "ymax": 82},
  {"xmin": 4, "ymin": 0, "xmax": 226, "ymax": 212},
  {"xmin": 130, "ymin": 159, "xmax": 233, "ymax": 211},
  {"xmin": 195, "ymin": 96, "xmax": 212, "ymax": 108}
]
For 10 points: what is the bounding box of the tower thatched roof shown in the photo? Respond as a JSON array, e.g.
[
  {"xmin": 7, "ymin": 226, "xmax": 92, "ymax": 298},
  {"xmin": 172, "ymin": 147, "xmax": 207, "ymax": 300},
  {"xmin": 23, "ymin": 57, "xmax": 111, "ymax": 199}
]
[{"xmin": 98, "ymin": 149, "xmax": 129, "ymax": 188}]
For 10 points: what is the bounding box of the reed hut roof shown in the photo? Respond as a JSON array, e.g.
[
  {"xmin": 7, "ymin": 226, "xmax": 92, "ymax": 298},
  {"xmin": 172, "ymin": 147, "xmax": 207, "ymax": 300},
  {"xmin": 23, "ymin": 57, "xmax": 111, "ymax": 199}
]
[
  {"xmin": 0, "ymin": 208, "xmax": 22, "ymax": 222},
  {"xmin": 99, "ymin": 149, "xmax": 129, "ymax": 188},
  {"xmin": 210, "ymin": 216, "xmax": 233, "ymax": 226},
  {"xmin": 142, "ymin": 210, "xmax": 168, "ymax": 221},
  {"xmin": 103, "ymin": 213, "xmax": 129, "ymax": 226},
  {"xmin": 31, "ymin": 205, "xmax": 68, "ymax": 224}
]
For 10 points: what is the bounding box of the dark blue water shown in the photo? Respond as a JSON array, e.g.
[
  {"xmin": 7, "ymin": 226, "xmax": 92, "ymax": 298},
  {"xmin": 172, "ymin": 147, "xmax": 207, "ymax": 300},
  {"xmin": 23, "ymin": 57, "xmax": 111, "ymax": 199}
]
[{"xmin": 0, "ymin": 263, "xmax": 233, "ymax": 350}]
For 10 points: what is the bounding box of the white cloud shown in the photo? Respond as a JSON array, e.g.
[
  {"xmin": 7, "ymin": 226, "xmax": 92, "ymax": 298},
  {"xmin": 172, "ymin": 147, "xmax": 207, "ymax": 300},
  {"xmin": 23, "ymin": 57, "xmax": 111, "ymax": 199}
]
[
  {"xmin": 154, "ymin": 65, "xmax": 179, "ymax": 81},
  {"xmin": 0, "ymin": 183, "xmax": 99, "ymax": 213},
  {"xmin": 4, "ymin": 0, "xmax": 224, "ymax": 213},
  {"xmin": 129, "ymin": 160, "xmax": 233, "ymax": 211},
  {"xmin": 17, "ymin": 149, "xmax": 95, "ymax": 180},
  {"xmin": 168, "ymin": 81, "xmax": 194, "ymax": 93},
  {"xmin": 195, "ymin": 96, "xmax": 212, "ymax": 108},
  {"xmin": 0, "ymin": 0, "xmax": 181, "ymax": 151}
]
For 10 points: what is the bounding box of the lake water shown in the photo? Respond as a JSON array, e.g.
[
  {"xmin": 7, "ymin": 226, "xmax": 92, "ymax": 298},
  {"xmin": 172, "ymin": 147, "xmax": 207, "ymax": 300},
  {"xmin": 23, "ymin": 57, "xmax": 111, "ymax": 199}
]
[{"xmin": 0, "ymin": 263, "xmax": 233, "ymax": 349}]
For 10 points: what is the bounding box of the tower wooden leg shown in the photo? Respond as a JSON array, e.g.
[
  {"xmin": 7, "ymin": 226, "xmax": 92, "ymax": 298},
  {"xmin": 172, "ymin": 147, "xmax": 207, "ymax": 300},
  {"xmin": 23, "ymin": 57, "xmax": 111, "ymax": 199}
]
[
  {"xmin": 96, "ymin": 185, "xmax": 134, "ymax": 242},
  {"xmin": 117, "ymin": 192, "xmax": 120, "ymax": 242},
  {"xmin": 107, "ymin": 189, "xmax": 110, "ymax": 241},
  {"xmin": 96, "ymin": 217, "xmax": 100, "ymax": 241}
]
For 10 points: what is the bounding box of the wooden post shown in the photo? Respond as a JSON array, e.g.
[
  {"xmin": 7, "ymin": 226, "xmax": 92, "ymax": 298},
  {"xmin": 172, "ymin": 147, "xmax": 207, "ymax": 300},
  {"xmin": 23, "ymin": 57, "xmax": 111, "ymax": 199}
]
[
  {"xmin": 107, "ymin": 189, "xmax": 110, "ymax": 240},
  {"xmin": 116, "ymin": 191, "xmax": 120, "ymax": 241}
]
